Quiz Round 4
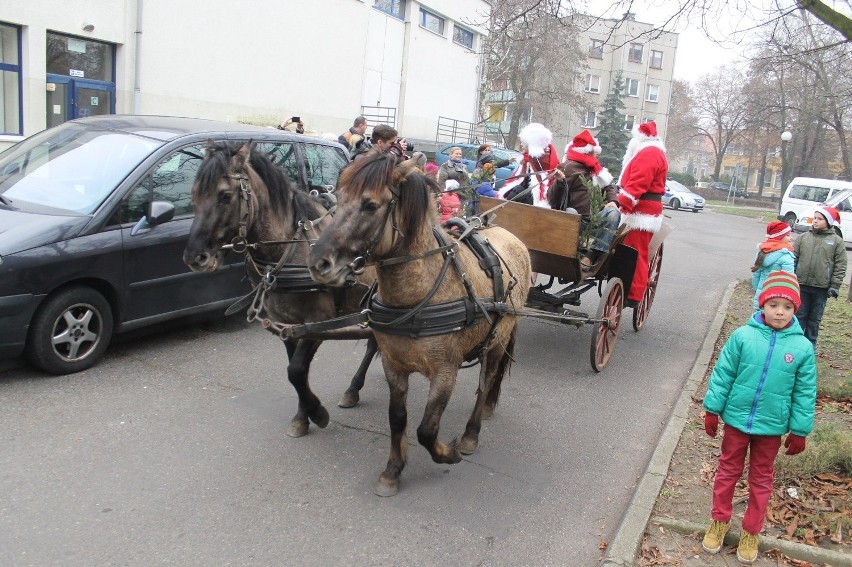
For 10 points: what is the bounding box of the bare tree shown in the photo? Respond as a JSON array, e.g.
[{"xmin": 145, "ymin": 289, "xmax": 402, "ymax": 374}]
[
  {"xmin": 665, "ymin": 79, "xmax": 700, "ymax": 164},
  {"xmin": 692, "ymin": 66, "xmax": 752, "ymax": 180},
  {"xmin": 478, "ymin": 0, "xmax": 588, "ymax": 147}
]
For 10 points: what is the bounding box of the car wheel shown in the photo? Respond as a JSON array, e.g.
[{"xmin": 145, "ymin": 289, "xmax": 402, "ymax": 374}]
[
  {"xmin": 692, "ymin": 208, "xmax": 700, "ymax": 213},
  {"xmin": 783, "ymin": 213, "xmax": 796, "ymax": 227},
  {"xmin": 670, "ymin": 199, "xmax": 680, "ymax": 210},
  {"xmin": 25, "ymin": 287, "xmax": 114, "ymax": 375}
]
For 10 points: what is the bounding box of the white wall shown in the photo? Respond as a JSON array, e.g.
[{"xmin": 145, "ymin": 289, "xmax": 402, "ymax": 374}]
[{"xmin": 0, "ymin": 0, "xmax": 489, "ymax": 149}]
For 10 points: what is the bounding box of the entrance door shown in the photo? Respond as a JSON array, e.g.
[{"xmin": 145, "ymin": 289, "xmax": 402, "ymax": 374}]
[{"xmin": 45, "ymin": 74, "xmax": 115, "ymax": 125}]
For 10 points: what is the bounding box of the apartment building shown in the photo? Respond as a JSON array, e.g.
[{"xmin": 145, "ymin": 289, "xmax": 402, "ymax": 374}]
[
  {"xmin": 0, "ymin": 0, "xmax": 489, "ymax": 151},
  {"xmin": 571, "ymin": 13, "xmax": 678, "ymax": 146}
]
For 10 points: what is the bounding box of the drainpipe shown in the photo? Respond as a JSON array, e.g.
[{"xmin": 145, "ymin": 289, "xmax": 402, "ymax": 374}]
[{"xmin": 133, "ymin": 0, "xmax": 143, "ymax": 114}]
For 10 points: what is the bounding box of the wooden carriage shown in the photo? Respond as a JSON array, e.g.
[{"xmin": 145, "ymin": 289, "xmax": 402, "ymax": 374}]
[{"xmin": 479, "ymin": 196, "xmax": 667, "ymax": 371}]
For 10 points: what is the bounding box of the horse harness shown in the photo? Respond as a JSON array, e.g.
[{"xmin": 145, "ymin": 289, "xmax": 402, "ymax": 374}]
[
  {"xmin": 220, "ymin": 168, "xmax": 352, "ymax": 322},
  {"xmin": 283, "ymin": 215, "xmax": 518, "ymax": 367}
]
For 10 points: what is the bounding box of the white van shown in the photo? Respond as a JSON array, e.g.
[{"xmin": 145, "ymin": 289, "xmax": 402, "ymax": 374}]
[
  {"xmin": 780, "ymin": 177, "xmax": 852, "ymax": 225},
  {"xmin": 793, "ymin": 188, "xmax": 852, "ymax": 245}
]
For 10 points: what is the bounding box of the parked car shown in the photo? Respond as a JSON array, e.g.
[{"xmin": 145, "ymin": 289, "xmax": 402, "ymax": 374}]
[
  {"xmin": 434, "ymin": 143, "xmax": 522, "ymax": 189},
  {"xmin": 780, "ymin": 176, "xmax": 852, "ymax": 227},
  {"xmin": 663, "ymin": 180, "xmax": 705, "ymax": 212},
  {"xmin": 709, "ymin": 181, "xmax": 749, "ymax": 198},
  {"xmin": 694, "ymin": 181, "xmax": 711, "ymax": 190},
  {"xmin": 793, "ymin": 188, "xmax": 852, "ymax": 245},
  {"xmin": 0, "ymin": 115, "xmax": 349, "ymax": 374}
]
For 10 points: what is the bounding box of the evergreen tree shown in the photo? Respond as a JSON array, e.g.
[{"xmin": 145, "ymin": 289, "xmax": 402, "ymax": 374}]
[{"xmin": 596, "ymin": 71, "xmax": 629, "ymax": 177}]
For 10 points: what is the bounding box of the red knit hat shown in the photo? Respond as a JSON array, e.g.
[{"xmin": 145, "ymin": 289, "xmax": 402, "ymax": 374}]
[
  {"xmin": 765, "ymin": 220, "xmax": 792, "ymax": 241},
  {"xmin": 814, "ymin": 206, "xmax": 840, "ymax": 227},
  {"xmin": 758, "ymin": 271, "xmax": 801, "ymax": 311}
]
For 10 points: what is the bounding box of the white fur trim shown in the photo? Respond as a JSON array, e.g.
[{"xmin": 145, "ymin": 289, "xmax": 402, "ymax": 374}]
[
  {"xmin": 518, "ymin": 123, "xmax": 553, "ymax": 158},
  {"xmin": 620, "ymin": 212, "xmax": 663, "ymax": 233},
  {"xmin": 594, "ymin": 168, "xmax": 613, "ymax": 188},
  {"xmin": 619, "ymin": 139, "xmax": 667, "ymax": 184},
  {"xmin": 618, "ymin": 188, "xmax": 639, "ymax": 206}
]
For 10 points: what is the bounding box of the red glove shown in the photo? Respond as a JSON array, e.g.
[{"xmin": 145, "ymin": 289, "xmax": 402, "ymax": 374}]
[
  {"xmin": 784, "ymin": 434, "xmax": 806, "ymax": 455},
  {"xmin": 704, "ymin": 413, "xmax": 719, "ymax": 438}
]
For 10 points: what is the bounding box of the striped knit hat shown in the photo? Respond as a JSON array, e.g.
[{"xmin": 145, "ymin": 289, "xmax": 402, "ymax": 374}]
[
  {"xmin": 758, "ymin": 271, "xmax": 801, "ymax": 311},
  {"xmin": 765, "ymin": 220, "xmax": 792, "ymax": 241}
]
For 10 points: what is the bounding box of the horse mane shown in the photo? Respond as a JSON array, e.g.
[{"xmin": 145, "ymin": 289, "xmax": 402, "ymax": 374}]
[
  {"xmin": 339, "ymin": 153, "xmax": 439, "ymax": 249},
  {"xmin": 195, "ymin": 141, "xmax": 321, "ymax": 227}
]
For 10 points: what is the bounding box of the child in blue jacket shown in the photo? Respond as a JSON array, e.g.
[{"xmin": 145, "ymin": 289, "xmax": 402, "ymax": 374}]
[
  {"xmin": 750, "ymin": 221, "xmax": 795, "ymax": 311},
  {"xmin": 701, "ymin": 271, "xmax": 816, "ymax": 564}
]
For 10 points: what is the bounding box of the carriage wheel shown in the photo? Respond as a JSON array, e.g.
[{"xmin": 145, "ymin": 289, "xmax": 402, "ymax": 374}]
[
  {"xmin": 632, "ymin": 243, "xmax": 664, "ymax": 332},
  {"xmin": 590, "ymin": 277, "xmax": 624, "ymax": 372}
]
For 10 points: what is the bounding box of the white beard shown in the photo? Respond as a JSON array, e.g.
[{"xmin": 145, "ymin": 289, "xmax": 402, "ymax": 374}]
[{"xmin": 618, "ymin": 137, "xmax": 667, "ymax": 184}]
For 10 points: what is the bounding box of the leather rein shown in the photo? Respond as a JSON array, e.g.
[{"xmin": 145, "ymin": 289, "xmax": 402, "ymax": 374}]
[{"xmin": 217, "ymin": 167, "xmax": 354, "ymax": 322}]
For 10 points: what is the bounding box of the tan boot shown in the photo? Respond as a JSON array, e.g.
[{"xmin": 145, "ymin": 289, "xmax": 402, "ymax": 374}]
[
  {"xmin": 736, "ymin": 530, "xmax": 760, "ymax": 564},
  {"xmin": 701, "ymin": 519, "xmax": 730, "ymax": 554}
]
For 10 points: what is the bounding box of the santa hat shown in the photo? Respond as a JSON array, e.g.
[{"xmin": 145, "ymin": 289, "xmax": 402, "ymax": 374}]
[
  {"xmin": 444, "ymin": 179, "xmax": 459, "ymax": 192},
  {"xmin": 758, "ymin": 271, "xmax": 801, "ymax": 311},
  {"xmin": 636, "ymin": 121, "xmax": 659, "ymax": 139},
  {"xmin": 564, "ymin": 129, "xmax": 601, "ymax": 157},
  {"xmin": 765, "ymin": 220, "xmax": 792, "ymax": 241},
  {"xmin": 814, "ymin": 206, "xmax": 840, "ymax": 227},
  {"xmin": 518, "ymin": 123, "xmax": 553, "ymax": 158}
]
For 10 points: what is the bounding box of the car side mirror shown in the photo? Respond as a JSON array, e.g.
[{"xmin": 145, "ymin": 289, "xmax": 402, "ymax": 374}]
[{"xmin": 130, "ymin": 200, "xmax": 176, "ymax": 236}]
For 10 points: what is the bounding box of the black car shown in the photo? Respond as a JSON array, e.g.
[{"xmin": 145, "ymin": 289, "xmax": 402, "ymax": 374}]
[
  {"xmin": 709, "ymin": 181, "xmax": 749, "ymax": 198},
  {"xmin": 0, "ymin": 115, "xmax": 349, "ymax": 374}
]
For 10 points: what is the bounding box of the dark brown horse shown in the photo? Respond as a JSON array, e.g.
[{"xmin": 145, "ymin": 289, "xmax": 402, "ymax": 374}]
[
  {"xmin": 183, "ymin": 141, "xmax": 378, "ymax": 438},
  {"xmin": 307, "ymin": 154, "xmax": 531, "ymax": 496}
]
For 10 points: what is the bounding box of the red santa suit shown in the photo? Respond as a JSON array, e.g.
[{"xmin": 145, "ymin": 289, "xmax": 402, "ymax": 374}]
[
  {"xmin": 499, "ymin": 123, "xmax": 559, "ymax": 208},
  {"xmin": 617, "ymin": 121, "xmax": 668, "ymax": 303}
]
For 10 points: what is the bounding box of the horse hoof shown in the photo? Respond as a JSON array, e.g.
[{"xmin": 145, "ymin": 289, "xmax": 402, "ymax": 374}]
[
  {"xmin": 457, "ymin": 436, "xmax": 478, "ymax": 455},
  {"xmin": 337, "ymin": 390, "xmax": 360, "ymax": 409},
  {"xmin": 286, "ymin": 420, "xmax": 309, "ymax": 438},
  {"xmin": 310, "ymin": 406, "xmax": 330, "ymax": 428},
  {"xmin": 373, "ymin": 477, "xmax": 399, "ymax": 497}
]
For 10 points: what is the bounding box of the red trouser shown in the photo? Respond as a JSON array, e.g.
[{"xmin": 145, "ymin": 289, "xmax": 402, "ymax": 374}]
[
  {"xmin": 623, "ymin": 229, "xmax": 653, "ymax": 302},
  {"xmin": 711, "ymin": 424, "xmax": 782, "ymax": 533}
]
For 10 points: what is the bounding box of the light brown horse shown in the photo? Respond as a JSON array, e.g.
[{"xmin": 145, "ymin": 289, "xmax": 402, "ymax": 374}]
[
  {"xmin": 183, "ymin": 141, "xmax": 378, "ymax": 438},
  {"xmin": 307, "ymin": 153, "xmax": 531, "ymax": 496}
]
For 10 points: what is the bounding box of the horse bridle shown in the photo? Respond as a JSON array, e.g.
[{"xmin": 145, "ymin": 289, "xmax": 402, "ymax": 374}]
[{"xmin": 346, "ymin": 184, "xmax": 402, "ymax": 275}]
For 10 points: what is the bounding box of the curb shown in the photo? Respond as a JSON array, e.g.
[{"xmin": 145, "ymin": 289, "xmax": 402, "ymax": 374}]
[
  {"xmin": 602, "ymin": 280, "xmax": 737, "ymax": 566},
  {"xmin": 651, "ymin": 517, "xmax": 852, "ymax": 567}
]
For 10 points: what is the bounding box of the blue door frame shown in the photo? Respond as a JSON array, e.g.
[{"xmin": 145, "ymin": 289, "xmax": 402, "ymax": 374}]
[{"xmin": 46, "ymin": 74, "xmax": 116, "ymax": 122}]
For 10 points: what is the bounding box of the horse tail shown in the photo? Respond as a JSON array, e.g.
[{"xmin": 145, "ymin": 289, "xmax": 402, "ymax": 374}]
[{"xmin": 485, "ymin": 324, "xmax": 517, "ymax": 411}]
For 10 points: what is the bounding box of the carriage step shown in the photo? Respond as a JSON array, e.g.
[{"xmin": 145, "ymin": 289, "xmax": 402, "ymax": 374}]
[{"xmin": 527, "ymin": 288, "xmax": 565, "ymax": 306}]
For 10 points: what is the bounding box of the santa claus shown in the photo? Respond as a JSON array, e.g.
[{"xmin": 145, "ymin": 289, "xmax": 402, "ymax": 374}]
[
  {"xmin": 499, "ymin": 123, "xmax": 559, "ymax": 208},
  {"xmin": 617, "ymin": 121, "xmax": 668, "ymax": 306}
]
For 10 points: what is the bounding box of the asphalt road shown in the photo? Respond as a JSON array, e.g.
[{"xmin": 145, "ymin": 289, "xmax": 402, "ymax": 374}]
[{"xmin": 0, "ymin": 208, "xmax": 828, "ymax": 566}]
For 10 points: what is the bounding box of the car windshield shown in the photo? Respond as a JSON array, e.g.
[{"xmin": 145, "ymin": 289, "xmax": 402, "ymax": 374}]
[
  {"xmin": 667, "ymin": 181, "xmax": 690, "ymax": 193},
  {"xmin": 825, "ymin": 189, "xmax": 852, "ymax": 206},
  {"xmin": 0, "ymin": 124, "xmax": 162, "ymax": 214}
]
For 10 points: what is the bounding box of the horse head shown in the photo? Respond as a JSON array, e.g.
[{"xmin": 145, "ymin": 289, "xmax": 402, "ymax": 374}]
[
  {"xmin": 308, "ymin": 154, "xmax": 438, "ymax": 286},
  {"xmin": 183, "ymin": 140, "xmax": 259, "ymax": 273}
]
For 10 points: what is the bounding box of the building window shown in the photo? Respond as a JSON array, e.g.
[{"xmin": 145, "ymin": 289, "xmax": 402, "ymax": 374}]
[
  {"xmin": 646, "ymin": 84, "xmax": 659, "ymax": 102},
  {"xmin": 46, "ymin": 33, "xmax": 114, "ymax": 81},
  {"xmin": 628, "ymin": 43, "xmax": 643, "ymax": 63},
  {"xmin": 0, "ymin": 22, "xmax": 22, "ymax": 135},
  {"xmin": 584, "ymin": 74, "xmax": 601, "ymax": 93},
  {"xmin": 582, "ymin": 110, "xmax": 597, "ymax": 128},
  {"xmin": 589, "ymin": 39, "xmax": 604, "ymax": 59},
  {"xmin": 419, "ymin": 8, "xmax": 444, "ymax": 34},
  {"xmin": 453, "ymin": 25, "xmax": 474, "ymax": 49},
  {"xmin": 642, "ymin": 117, "xmax": 655, "ymax": 123},
  {"xmin": 374, "ymin": 0, "xmax": 404, "ymax": 19},
  {"xmin": 650, "ymin": 49, "xmax": 663, "ymax": 69},
  {"xmin": 624, "ymin": 114, "xmax": 635, "ymax": 131},
  {"xmin": 626, "ymin": 78, "xmax": 639, "ymax": 97}
]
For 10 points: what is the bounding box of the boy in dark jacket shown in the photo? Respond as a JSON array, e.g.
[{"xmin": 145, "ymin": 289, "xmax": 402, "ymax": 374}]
[
  {"xmin": 793, "ymin": 206, "xmax": 847, "ymax": 347},
  {"xmin": 701, "ymin": 271, "xmax": 816, "ymax": 564}
]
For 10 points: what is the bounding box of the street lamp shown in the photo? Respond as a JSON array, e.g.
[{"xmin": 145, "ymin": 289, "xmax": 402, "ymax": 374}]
[{"xmin": 780, "ymin": 130, "xmax": 792, "ymax": 197}]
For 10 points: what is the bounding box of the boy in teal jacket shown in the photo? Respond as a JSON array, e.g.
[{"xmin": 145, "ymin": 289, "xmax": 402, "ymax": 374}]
[{"xmin": 701, "ymin": 271, "xmax": 816, "ymax": 564}]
